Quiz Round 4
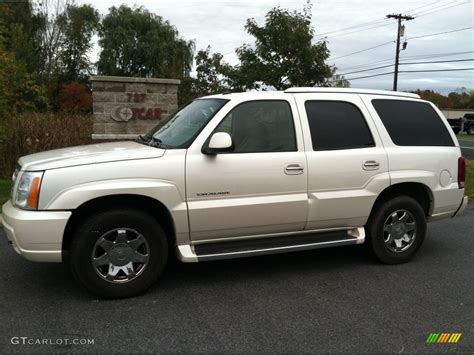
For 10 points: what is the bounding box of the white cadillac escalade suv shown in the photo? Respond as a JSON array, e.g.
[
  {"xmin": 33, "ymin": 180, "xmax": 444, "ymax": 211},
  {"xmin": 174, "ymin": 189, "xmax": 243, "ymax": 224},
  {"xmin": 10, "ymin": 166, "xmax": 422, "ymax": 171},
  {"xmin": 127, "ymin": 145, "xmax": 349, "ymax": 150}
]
[{"xmin": 2, "ymin": 88, "xmax": 468, "ymax": 298}]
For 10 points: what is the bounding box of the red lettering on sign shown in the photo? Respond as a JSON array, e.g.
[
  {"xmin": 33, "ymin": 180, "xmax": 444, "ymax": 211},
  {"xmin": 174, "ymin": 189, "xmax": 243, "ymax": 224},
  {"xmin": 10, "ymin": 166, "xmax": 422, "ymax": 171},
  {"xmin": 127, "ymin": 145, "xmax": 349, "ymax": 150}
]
[
  {"xmin": 127, "ymin": 92, "xmax": 146, "ymax": 103},
  {"xmin": 130, "ymin": 107, "xmax": 167, "ymax": 120}
]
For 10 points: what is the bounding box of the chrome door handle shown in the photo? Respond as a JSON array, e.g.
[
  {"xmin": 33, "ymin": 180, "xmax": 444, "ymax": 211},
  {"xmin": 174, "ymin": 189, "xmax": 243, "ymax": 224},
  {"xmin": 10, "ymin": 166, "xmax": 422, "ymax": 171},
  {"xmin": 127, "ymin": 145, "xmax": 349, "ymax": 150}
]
[
  {"xmin": 363, "ymin": 160, "xmax": 380, "ymax": 170},
  {"xmin": 285, "ymin": 164, "xmax": 304, "ymax": 175}
]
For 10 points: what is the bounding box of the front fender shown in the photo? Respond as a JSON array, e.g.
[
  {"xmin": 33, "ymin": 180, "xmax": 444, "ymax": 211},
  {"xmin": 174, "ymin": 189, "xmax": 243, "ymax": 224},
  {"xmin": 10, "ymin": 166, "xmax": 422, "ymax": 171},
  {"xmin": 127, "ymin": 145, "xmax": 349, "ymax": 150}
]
[
  {"xmin": 46, "ymin": 178, "xmax": 183, "ymax": 209},
  {"xmin": 44, "ymin": 178, "xmax": 189, "ymax": 242}
]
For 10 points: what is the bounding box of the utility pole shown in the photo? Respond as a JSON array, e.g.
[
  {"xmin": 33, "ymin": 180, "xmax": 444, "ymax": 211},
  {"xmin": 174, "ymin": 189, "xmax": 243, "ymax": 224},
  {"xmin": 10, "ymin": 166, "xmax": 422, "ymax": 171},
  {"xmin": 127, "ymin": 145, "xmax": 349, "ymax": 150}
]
[{"xmin": 386, "ymin": 13, "xmax": 414, "ymax": 91}]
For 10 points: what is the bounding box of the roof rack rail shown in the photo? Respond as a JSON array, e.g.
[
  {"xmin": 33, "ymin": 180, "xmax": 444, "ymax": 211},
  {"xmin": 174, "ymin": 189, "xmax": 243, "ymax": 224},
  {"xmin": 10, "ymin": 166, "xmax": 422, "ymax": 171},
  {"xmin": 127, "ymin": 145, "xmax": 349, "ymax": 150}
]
[{"xmin": 284, "ymin": 87, "xmax": 420, "ymax": 99}]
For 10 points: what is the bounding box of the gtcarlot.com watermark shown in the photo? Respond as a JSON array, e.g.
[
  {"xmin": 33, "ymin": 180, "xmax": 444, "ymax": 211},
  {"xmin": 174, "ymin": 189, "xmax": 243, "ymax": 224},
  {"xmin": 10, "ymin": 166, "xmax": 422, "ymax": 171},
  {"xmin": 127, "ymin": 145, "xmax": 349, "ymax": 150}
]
[{"xmin": 11, "ymin": 336, "xmax": 94, "ymax": 346}]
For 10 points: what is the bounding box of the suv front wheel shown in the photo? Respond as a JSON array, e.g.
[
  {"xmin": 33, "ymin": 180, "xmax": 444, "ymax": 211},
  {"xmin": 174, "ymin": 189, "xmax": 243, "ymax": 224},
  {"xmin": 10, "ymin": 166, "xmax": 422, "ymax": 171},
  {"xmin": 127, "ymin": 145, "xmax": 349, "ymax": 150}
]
[
  {"xmin": 367, "ymin": 195, "xmax": 426, "ymax": 264},
  {"xmin": 69, "ymin": 209, "xmax": 168, "ymax": 298}
]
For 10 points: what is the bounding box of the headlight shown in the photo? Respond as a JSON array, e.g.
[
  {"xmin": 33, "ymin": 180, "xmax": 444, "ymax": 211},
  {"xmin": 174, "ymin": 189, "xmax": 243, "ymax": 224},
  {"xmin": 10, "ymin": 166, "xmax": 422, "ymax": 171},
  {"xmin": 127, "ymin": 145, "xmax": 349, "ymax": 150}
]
[{"xmin": 14, "ymin": 171, "xmax": 44, "ymax": 210}]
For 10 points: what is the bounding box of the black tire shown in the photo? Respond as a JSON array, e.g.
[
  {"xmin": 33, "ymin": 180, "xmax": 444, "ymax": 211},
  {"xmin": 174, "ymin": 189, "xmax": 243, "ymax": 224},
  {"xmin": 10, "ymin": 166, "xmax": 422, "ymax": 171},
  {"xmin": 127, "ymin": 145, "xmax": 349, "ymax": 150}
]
[
  {"xmin": 69, "ymin": 209, "xmax": 168, "ymax": 299},
  {"xmin": 366, "ymin": 195, "xmax": 426, "ymax": 264},
  {"xmin": 468, "ymin": 126, "xmax": 474, "ymax": 135}
]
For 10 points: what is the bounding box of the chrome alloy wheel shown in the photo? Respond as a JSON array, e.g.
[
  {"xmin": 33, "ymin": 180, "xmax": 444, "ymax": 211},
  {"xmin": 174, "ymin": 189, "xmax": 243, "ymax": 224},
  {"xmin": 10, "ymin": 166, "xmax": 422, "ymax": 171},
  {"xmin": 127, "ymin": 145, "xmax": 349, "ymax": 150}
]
[
  {"xmin": 383, "ymin": 209, "xmax": 417, "ymax": 253},
  {"xmin": 92, "ymin": 228, "xmax": 150, "ymax": 283}
]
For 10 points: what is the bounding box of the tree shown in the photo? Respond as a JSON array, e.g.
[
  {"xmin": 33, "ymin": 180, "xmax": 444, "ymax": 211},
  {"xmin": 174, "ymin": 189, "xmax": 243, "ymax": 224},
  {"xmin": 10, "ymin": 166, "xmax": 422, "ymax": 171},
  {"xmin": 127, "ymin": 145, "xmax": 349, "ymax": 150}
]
[
  {"xmin": 415, "ymin": 90, "xmax": 451, "ymax": 108},
  {"xmin": 97, "ymin": 5, "xmax": 194, "ymax": 79},
  {"xmin": 0, "ymin": 3, "xmax": 47, "ymax": 115},
  {"xmin": 327, "ymin": 74, "xmax": 350, "ymax": 88},
  {"xmin": 178, "ymin": 46, "xmax": 233, "ymax": 104},
  {"xmin": 0, "ymin": 50, "xmax": 48, "ymax": 115},
  {"xmin": 57, "ymin": 4, "xmax": 100, "ymax": 82},
  {"xmin": 35, "ymin": 0, "xmax": 71, "ymax": 82},
  {"xmin": 233, "ymin": 1, "xmax": 332, "ymax": 90},
  {"xmin": 59, "ymin": 81, "xmax": 92, "ymax": 112},
  {"xmin": 412, "ymin": 89, "xmax": 474, "ymax": 109},
  {"xmin": 0, "ymin": 1, "xmax": 42, "ymax": 73},
  {"xmin": 193, "ymin": 46, "xmax": 233, "ymax": 95},
  {"xmin": 448, "ymin": 91, "xmax": 471, "ymax": 109}
]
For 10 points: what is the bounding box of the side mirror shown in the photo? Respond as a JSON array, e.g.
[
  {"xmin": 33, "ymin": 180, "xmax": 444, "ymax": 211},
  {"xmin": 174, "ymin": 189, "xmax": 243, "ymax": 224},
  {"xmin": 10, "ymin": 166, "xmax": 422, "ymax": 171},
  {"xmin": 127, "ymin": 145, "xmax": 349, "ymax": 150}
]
[{"xmin": 203, "ymin": 132, "xmax": 233, "ymax": 154}]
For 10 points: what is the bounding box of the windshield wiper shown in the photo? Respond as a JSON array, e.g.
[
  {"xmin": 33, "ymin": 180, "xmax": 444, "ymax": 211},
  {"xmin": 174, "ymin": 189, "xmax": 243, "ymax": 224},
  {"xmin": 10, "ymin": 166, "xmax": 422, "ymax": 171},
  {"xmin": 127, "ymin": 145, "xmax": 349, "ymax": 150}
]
[
  {"xmin": 135, "ymin": 135, "xmax": 167, "ymax": 148},
  {"xmin": 135, "ymin": 135, "xmax": 148, "ymax": 144},
  {"xmin": 149, "ymin": 137, "xmax": 165, "ymax": 148}
]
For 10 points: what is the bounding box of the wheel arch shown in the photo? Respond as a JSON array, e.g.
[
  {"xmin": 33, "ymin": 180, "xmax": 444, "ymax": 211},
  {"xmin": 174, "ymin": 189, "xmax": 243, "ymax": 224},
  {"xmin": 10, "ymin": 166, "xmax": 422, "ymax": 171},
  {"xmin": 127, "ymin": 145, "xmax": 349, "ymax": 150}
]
[
  {"xmin": 62, "ymin": 194, "xmax": 176, "ymax": 259},
  {"xmin": 369, "ymin": 182, "xmax": 433, "ymax": 220}
]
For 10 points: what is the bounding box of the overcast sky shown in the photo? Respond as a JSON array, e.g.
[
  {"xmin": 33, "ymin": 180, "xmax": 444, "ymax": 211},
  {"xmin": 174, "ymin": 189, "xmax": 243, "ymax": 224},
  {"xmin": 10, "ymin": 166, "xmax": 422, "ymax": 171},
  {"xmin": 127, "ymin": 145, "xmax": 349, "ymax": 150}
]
[{"xmin": 78, "ymin": 0, "xmax": 474, "ymax": 93}]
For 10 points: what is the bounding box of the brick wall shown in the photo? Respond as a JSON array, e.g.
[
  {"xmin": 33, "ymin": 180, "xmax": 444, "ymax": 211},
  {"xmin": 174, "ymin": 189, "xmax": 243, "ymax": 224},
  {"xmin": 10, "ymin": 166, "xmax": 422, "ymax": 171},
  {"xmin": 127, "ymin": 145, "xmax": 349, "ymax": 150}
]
[{"xmin": 91, "ymin": 76, "xmax": 180, "ymax": 139}]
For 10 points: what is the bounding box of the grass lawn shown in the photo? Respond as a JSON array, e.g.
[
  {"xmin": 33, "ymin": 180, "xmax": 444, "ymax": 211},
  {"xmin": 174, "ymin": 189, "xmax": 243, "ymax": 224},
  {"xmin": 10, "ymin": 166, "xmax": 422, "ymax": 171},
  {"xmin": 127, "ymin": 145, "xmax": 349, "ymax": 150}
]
[
  {"xmin": 457, "ymin": 133, "xmax": 474, "ymax": 141},
  {"xmin": 466, "ymin": 159, "xmax": 474, "ymax": 201},
  {"xmin": 0, "ymin": 179, "xmax": 11, "ymax": 207}
]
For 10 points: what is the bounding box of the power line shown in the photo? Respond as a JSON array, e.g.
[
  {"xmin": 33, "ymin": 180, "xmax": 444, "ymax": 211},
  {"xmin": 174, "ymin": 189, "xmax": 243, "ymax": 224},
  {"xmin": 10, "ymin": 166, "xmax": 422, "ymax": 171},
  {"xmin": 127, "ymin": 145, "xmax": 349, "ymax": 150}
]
[
  {"xmin": 410, "ymin": 0, "xmax": 460, "ymax": 15},
  {"xmin": 345, "ymin": 72, "xmax": 395, "ymax": 81},
  {"xmin": 400, "ymin": 50, "xmax": 474, "ymax": 59},
  {"xmin": 399, "ymin": 67, "xmax": 474, "ymax": 73},
  {"xmin": 317, "ymin": 19, "xmax": 387, "ymax": 37},
  {"xmin": 399, "ymin": 58, "xmax": 474, "ymax": 65},
  {"xmin": 321, "ymin": 22, "xmax": 394, "ymax": 40},
  {"xmin": 314, "ymin": 0, "xmax": 469, "ymax": 46},
  {"xmin": 337, "ymin": 51, "xmax": 474, "ymax": 72},
  {"xmin": 336, "ymin": 57, "xmax": 395, "ymax": 71},
  {"xmin": 339, "ymin": 58, "xmax": 474, "ymax": 76},
  {"xmin": 405, "ymin": 0, "xmax": 447, "ymax": 14},
  {"xmin": 345, "ymin": 67, "xmax": 474, "ymax": 81},
  {"xmin": 413, "ymin": 0, "xmax": 471, "ymax": 18},
  {"xmin": 408, "ymin": 26, "xmax": 474, "ymax": 40},
  {"xmin": 329, "ymin": 41, "xmax": 394, "ymax": 60},
  {"xmin": 316, "ymin": 0, "xmax": 461, "ymax": 40},
  {"xmin": 339, "ymin": 64, "xmax": 394, "ymax": 76},
  {"xmin": 329, "ymin": 27, "xmax": 474, "ymax": 67}
]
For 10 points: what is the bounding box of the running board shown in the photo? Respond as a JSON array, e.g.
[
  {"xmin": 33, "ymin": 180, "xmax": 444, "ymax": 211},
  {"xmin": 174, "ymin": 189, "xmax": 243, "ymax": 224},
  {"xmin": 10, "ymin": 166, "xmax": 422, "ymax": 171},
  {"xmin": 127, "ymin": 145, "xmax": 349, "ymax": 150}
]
[{"xmin": 177, "ymin": 227, "xmax": 365, "ymax": 263}]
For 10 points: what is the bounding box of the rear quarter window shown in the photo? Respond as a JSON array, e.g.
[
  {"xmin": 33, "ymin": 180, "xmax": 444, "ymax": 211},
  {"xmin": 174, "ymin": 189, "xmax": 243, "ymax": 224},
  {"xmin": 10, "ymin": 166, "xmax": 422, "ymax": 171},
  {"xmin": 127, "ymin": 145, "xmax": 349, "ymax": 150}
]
[{"xmin": 372, "ymin": 99, "xmax": 454, "ymax": 146}]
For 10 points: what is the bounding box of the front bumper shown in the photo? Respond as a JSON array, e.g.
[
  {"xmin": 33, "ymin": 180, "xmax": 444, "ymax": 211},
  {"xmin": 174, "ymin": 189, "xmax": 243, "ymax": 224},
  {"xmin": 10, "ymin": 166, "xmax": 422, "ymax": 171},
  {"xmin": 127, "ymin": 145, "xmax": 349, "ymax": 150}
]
[{"xmin": 1, "ymin": 201, "xmax": 71, "ymax": 262}]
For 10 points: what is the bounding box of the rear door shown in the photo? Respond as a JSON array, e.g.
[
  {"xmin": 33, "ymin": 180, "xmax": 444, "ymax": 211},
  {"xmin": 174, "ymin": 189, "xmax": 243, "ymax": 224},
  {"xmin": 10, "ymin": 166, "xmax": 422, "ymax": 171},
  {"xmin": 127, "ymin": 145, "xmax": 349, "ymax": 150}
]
[{"xmin": 293, "ymin": 93, "xmax": 390, "ymax": 229}]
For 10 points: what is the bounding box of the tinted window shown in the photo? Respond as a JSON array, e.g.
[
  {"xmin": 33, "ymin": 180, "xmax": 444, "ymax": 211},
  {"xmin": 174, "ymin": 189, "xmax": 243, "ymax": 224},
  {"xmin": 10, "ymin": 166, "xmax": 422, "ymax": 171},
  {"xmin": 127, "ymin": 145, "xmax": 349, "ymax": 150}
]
[
  {"xmin": 305, "ymin": 101, "xmax": 374, "ymax": 151},
  {"xmin": 372, "ymin": 99, "xmax": 454, "ymax": 146},
  {"xmin": 214, "ymin": 100, "xmax": 297, "ymax": 153}
]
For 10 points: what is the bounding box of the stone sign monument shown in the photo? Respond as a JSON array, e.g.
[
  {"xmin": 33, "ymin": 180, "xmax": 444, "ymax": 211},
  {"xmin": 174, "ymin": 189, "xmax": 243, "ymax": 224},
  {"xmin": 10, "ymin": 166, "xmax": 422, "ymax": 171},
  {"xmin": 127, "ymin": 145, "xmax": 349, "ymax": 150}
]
[{"xmin": 91, "ymin": 76, "xmax": 180, "ymax": 139}]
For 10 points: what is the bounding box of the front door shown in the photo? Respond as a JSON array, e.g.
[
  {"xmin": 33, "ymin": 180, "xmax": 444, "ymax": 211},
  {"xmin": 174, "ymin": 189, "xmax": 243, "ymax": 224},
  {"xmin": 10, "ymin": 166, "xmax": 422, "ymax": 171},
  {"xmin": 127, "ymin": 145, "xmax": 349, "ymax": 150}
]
[{"xmin": 185, "ymin": 96, "xmax": 308, "ymax": 241}]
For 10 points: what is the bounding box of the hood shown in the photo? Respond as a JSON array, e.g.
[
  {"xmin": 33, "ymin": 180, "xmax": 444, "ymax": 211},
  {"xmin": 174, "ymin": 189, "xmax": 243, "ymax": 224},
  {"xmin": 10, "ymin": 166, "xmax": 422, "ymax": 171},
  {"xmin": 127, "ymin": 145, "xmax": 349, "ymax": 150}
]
[{"xmin": 19, "ymin": 141, "xmax": 165, "ymax": 171}]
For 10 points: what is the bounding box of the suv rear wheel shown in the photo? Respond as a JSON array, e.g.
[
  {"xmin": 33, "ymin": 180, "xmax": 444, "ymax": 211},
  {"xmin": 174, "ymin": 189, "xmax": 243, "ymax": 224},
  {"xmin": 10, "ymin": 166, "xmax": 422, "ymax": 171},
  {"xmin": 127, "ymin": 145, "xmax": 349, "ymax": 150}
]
[
  {"xmin": 468, "ymin": 126, "xmax": 474, "ymax": 135},
  {"xmin": 69, "ymin": 209, "xmax": 168, "ymax": 298},
  {"xmin": 367, "ymin": 195, "xmax": 426, "ymax": 264}
]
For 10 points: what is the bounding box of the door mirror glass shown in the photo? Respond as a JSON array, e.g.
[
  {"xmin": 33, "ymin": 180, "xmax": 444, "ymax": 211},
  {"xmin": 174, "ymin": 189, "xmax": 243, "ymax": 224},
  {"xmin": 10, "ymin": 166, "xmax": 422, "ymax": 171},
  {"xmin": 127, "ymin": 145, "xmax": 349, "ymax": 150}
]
[{"xmin": 204, "ymin": 132, "xmax": 233, "ymax": 154}]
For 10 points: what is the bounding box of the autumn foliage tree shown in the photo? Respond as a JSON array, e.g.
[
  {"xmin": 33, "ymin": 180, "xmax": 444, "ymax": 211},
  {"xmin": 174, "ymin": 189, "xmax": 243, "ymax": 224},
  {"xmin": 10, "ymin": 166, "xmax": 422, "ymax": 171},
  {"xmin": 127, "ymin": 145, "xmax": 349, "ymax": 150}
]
[
  {"xmin": 59, "ymin": 81, "xmax": 92, "ymax": 113},
  {"xmin": 414, "ymin": 89, "xmax": 474, "ymax": 109}
]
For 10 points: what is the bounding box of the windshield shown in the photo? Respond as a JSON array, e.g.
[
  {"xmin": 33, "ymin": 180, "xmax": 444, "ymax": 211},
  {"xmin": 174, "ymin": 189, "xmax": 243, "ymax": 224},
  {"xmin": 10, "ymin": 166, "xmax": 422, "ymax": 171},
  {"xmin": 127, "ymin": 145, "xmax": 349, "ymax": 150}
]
[{"xmin": 144, "ymin": 98, "xmax": 228, "ymax": 148}]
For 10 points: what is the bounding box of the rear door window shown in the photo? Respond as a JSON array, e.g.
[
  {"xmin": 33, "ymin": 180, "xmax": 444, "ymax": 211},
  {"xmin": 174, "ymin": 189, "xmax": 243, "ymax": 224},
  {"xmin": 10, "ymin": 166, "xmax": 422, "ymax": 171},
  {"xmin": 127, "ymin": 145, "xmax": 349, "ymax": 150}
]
[
  {"xmin": 305, "ymin": 101, "xmax": 375, "ymax": 151},
  {"xmin": 372, "ymin": 99, "xmax": 454, "ymax": 146}
]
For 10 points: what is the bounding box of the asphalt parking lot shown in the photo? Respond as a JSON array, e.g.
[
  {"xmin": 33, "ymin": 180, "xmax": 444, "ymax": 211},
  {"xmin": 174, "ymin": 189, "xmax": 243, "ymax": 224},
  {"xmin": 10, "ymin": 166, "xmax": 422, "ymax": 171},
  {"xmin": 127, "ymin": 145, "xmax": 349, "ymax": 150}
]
[
  {"xmin": 0, "ymin": 205, "xmax": 473, "ymax": 354},
  {"xmin": 460, "ymin": 139, "xmax": 474, "ymax": 159}
]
